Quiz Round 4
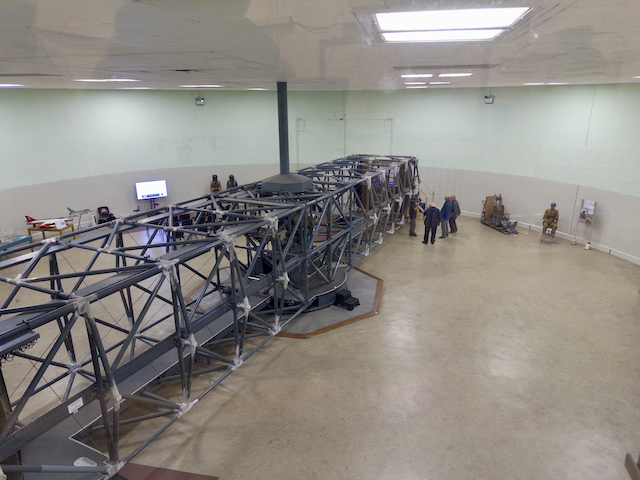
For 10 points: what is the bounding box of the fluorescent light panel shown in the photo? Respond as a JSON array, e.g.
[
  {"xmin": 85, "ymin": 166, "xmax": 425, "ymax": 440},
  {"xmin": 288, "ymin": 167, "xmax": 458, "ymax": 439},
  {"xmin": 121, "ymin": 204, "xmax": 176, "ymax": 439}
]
[
  {"xmin": 406, "ymin": 86, "xmax": 428, "ymax": 89},
  {"xmin": 0, "ymin": 84, "xmax": 23, "ymax": 87},
  {"xmin": 401, "ymin": 74, "xmax": 433, "ymax": 78},
  {"xmin": 247, "ymin": 88, "xmax": 269, "ymax": 91},
  {"xmin": 430, "ymin": 82, "xmax": 450, "ymax": 85},
  {"xmin": 375, "ymin": 8, "xmax": 531, "ymax": 31},
  {"xmin": 383, "ymin": 30, "xmax": 503, "ymax": 42},
  {"xmin": 405, "ymin": 82, "xmax": 426, "ymax": 85},
  {"xmin": 524, "ymin": 83, "xmax": 545, "ymax": 85},
  {"xmin": 74, "ymin": 79, "xmax": 139, "ymax": 82},
  {"xmin": 439, "ymin": 73, "xmax": 473, "ymax": 77},
  {"xmin": 180, "ymin": 84, "xmax": 222, "ymax": 88}
]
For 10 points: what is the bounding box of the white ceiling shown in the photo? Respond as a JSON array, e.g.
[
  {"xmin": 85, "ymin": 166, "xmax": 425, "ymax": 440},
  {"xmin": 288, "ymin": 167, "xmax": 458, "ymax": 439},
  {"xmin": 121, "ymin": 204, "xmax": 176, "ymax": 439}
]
[{"xmin": 1, "ymin": 0, "xmax": 639, "ymax": 91}]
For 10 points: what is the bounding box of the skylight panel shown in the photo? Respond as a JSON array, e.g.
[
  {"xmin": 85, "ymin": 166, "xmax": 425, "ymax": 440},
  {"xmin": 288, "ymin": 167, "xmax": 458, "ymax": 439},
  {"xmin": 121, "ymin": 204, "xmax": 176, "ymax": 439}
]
[
  {"xmin": 439, "ymin": 73, "xmax": 473, "ymax": 77},
  {"xmin": 401, "ymin": 74, "xmax": 433, "ymax": 78},
  {"xmin": 383, "ymin": 30, "xmax": 503, "ymax": 43},
  {"xmin": 180, "ymin": 85, "xmax": 222, "ymax": 88},
  {"xmin": 74, "ymin": 79, "xmax": 139, "ymax": 83},
  {"xmin": 375, "ymin": 8, "xmax": 531, "ymax": 31}
]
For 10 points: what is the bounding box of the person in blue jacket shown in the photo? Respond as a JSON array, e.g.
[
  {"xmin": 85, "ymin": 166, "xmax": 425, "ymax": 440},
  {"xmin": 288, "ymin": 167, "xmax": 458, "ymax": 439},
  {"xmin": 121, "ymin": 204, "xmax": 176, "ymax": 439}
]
[
  {"xmin": 440, "ymin": 196, "xmax": 453, "ymax": 238},
  {"xmin": 423, "ymin": 202, "xmax": 441, "ymax": 244}
]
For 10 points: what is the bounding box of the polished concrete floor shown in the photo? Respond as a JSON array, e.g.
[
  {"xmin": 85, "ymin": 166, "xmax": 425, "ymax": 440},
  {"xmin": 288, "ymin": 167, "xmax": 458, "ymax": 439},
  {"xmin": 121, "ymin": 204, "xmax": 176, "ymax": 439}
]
[
  {"xmin": 3, "ymin": 216, "xmax": 640, "ymax": 479},
  {"xmin": 108, "ymin": 216, "xmax": 640, "ymax": 480}
]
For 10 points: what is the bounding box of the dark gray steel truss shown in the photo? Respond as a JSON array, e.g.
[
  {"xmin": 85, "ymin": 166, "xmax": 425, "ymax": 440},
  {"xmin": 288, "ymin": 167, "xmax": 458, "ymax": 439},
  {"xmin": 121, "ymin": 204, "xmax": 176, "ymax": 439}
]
[{"xmin": 0, "ymin": 155, "xmax": 418, "ymax": 478}]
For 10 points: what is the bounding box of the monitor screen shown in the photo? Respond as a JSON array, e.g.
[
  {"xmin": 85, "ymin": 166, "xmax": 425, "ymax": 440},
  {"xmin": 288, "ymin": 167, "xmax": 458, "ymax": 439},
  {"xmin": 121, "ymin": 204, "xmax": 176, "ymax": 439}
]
[{"xmin": 135, "ymin": 180, "xmax": 168, "ymax": 200}]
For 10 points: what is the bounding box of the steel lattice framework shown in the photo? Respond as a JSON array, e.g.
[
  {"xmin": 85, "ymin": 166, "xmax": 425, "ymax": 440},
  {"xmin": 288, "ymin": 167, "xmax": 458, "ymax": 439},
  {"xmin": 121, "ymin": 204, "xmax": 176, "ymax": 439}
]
[{"xmin": 0, "ymin": 155, "xmax": 418, "ymax": 478}]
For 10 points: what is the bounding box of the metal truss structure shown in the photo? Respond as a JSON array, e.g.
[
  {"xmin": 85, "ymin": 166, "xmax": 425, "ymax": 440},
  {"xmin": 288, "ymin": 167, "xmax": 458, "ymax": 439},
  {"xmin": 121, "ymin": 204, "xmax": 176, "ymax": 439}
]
[{"xmin": 0, "ymin": 155, "xmax": 418, "ymax": 479}]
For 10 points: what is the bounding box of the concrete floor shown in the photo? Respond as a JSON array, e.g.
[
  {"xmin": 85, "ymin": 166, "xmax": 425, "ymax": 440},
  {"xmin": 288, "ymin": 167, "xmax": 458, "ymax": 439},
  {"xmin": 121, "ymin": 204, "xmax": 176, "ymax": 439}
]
[
  {"xmin": 109, "ymin": 216, "xmax": 640, "ymax": 480},
  {"xmin": 3, "ymin": 216, "xmax": 640, "ymax": 479}
]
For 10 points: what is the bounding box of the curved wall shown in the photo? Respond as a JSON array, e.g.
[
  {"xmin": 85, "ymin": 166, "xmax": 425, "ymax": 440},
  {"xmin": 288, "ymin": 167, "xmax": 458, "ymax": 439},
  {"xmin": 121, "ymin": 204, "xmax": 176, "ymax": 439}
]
[{"xmin": 0, "ymin": 85, "xmax": 638, "ymax": 262}]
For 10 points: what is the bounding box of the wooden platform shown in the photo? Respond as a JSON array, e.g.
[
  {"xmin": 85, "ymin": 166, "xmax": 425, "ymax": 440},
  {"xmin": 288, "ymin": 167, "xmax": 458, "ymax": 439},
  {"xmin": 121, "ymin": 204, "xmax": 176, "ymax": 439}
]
[
  {"xmin": 117, "ymin": 463, "xmax": 218, "ymax": 480},
  {"xmin": 278, "ymin": 267, "xmax": 382, "ymax": 339}
]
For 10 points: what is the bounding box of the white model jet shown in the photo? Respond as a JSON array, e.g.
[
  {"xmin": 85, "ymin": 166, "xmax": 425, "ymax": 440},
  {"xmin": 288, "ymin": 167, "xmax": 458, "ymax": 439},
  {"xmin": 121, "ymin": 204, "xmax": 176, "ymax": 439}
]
[{"xmin": 25, "ymin": 216, "xmax": 72, "ymax": 229}]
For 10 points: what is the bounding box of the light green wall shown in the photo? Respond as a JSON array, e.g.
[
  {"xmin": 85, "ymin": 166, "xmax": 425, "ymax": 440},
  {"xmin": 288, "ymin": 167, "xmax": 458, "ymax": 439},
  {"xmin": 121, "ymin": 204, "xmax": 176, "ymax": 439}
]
[
  {"xmin": 294, "ymin": 85, "xmax": 640, "ymax": 197},
  {"xmin": 0, "ymin": 90, "xmax": 281, "ymax": 189},
  {"xmin": 2, "ymin": 84, "xmax": 640, "ymax": 197}
]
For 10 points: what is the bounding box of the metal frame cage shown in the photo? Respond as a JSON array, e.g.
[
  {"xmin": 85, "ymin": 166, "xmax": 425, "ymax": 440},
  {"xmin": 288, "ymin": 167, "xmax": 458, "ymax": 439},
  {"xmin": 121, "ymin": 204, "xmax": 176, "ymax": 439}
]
[{"xmin": 0, "ymin": 155, "xmax": 418, "ymax": 478}]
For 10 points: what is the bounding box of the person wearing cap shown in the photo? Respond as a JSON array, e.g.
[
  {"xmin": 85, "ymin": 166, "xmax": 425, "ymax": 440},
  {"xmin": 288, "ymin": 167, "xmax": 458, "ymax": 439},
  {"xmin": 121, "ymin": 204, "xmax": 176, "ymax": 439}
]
[
  {"xmin": 439, "ymin": 195, "xmax": 453, "ymax": 238},
  {"xmin": 408, "ymin": 195, "xmax": 419, "ymax": 236},
  {"xmin": 227, "ymin": 174, "xmax": 238, "ymax": 189},
  {"xmin": 543, "ymin": 203, "xmax": 559, "ymax": 237},
  {"xmin": 423, "ymin": 202, "xmax": 441, "ymax": 244},
  {"xmin": 449, "ymin": 195, "xmax": 461, "ymax": 233},
  {"xmin": 210, "ymin": 174, "xmax": 221, "ymax": 193}
]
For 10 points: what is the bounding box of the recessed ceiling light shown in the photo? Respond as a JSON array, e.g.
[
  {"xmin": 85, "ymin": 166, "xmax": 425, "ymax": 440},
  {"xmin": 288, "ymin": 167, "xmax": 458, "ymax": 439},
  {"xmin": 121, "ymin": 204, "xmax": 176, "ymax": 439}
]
[
  {"xmin": 429, "ymin": 82, "xmax": 450, "ymax": 85},
  {"xmin": 0, "ymin": 84, "xmax": 23, "ymax": 87},
  {"xmin": 523, "ymin": 83, "xmax": 545, "ymax": 85},
  {"xmin": 375, "ymin": 8, "xmax": 531, "ymax": 31},
  {"xmin": 405, "ymin": 82, "xmax": 426, "ymax": 85},
  {"xmin": 406, "ymin": 86, "xmax": 428, "ymax": 89},
  {"xmin": 179, "ymin": 84, "xmax": 222, "ymax": 88},
  {"xmin": 74, "ymin": 79, "xmax": 139, "ymax": 83},
  {"xmin": 439, "ymin": 73, "xmax": 473, "ymax": 77},
  {"xmin": 401, "ymin": 74, "xmax": 433, "ymax": 78},
  {"xmin": 383, "ymin": 30, "xmax": 503, "ymax": 43}
]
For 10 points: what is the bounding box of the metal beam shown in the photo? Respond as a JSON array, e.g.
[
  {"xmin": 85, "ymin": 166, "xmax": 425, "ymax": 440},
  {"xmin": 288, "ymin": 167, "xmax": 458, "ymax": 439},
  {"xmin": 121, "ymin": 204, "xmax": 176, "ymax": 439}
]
[{"xmin": 0, "ymin": 155, "xmax": 419, "ymax": 478}]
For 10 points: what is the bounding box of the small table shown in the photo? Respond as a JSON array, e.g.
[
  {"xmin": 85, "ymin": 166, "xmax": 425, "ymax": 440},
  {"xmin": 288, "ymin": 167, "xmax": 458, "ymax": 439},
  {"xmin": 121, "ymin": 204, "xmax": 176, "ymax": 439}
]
[
  {"xmin": 27, "ymin": 224, "xmax": 75, "ymax": 240},
  {"xmin": 0, "ymin": 235, "xmax": 33, "ymax": 260}
]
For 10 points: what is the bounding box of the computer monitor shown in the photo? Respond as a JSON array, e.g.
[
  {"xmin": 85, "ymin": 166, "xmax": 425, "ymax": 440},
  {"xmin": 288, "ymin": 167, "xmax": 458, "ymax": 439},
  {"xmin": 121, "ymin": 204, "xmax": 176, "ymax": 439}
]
[{"xmin": 135, "ymin": 180, "xmax": 168, "ymax": 200}]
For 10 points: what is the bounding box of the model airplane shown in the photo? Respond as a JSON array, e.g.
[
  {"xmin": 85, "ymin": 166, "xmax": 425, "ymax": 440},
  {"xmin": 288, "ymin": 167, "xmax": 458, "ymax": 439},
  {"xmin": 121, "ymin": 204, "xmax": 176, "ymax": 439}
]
[
  {"xmin": 25, "ymin": 216, "xmax": 72, "ymax": 228},
  {"xmin": 66, "ymin": 207, "xmax": 92, "ymax": 216},
  {"xmin": 67, "ymin": 207, "xmax": 93, "ymax": 228}
]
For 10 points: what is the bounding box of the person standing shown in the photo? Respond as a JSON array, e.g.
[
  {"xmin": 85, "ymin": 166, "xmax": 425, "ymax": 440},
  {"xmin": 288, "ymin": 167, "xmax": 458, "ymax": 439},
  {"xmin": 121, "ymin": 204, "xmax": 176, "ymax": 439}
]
[
  {"xmin": 227, "ymin": 174, "xmax": 238, "ymax": 189},
  {"xmin": 449, "ymin": 195, "xmax": 461, "ymax": 233},
  {"xmin": 440, "ymin": 196, "xmax": 452, "ymax": 238},
  {"xmin": 542, "ymin": 202, "xmax": 559, "ymax": 237},
  {"xmin": 423, "ymin": 202, "xmax": 441, "ymax": 244},
  {"xmin": 210, "ymin": 174, "xmax": 221, "ymax": 194},
  {"xmin": 408, "ymin": 196, "xmax": 418, "ymax": 236}
]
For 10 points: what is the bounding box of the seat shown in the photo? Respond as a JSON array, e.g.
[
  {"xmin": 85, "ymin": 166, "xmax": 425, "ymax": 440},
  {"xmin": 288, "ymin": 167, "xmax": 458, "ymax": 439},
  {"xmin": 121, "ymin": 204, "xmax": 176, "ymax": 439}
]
[{"xmin": 97, "ymin": 206, "xmax": 116, "ymax": 224}]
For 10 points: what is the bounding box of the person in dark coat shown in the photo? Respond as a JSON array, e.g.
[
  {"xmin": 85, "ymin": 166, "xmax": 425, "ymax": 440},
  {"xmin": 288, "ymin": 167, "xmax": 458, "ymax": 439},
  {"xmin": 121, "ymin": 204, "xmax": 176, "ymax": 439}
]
[
  {"xmin": 449, "ymin": 195, "xmax": 461, "ymax": 233},
  {"xmin": 440, "ymin": 196, "xmax": 453, "ymax": 238},
  {"xmin": 423, "ymin": 202, "xmax": 441, "ymax": 244}
]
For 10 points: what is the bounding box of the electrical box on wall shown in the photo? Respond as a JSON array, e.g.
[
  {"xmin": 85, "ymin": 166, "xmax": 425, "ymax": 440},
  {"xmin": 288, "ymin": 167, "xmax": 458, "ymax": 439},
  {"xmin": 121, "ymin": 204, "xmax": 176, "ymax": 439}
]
[
  {"xmin": 484, "ymin": 95, "xmax": 494, "ymax": 104},
  {"xmin": 195, "ymin": 97, "xmax": 205, "ymax": 106}
]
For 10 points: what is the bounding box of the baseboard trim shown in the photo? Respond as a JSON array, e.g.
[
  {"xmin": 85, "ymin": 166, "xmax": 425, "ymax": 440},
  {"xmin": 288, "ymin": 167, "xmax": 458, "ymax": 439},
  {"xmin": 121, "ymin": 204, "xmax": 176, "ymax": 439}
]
[
  {"xmin": 515, "ymin": 221, "xmax": 640, "ymax": 266},
  {"xmin": 459, "ymin": 212, "xmax": 640, "ymax": 266}
]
